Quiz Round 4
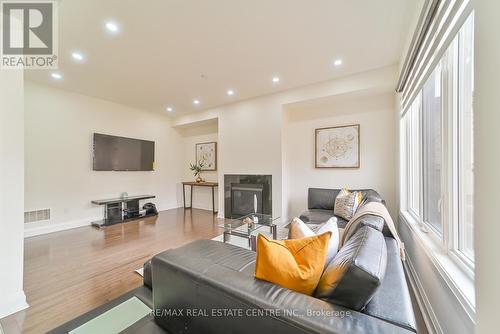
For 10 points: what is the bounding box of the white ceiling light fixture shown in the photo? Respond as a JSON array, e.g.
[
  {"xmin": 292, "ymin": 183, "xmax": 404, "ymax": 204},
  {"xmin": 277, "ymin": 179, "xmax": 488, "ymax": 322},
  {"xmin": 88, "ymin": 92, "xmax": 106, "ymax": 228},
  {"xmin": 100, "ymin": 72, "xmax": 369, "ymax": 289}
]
[
  {"xmin": 71, "ymin": 52, "xmax": 84, "ymax": 62},
  {"xmin": 105, "ymin": 21, "xmax": 119, "ymax": 33},
  {"xmin": 51, "ymin": 72, "xmax": 62, "ymax": 80},
  {"xmin": 272, "ymin": 76, "xmax": 280, "ymax": 83},
  {"xmin": 333, "ymin": 59, "xmax": 343, "ymax": 66},
  {"xmin": 227, "ymin": 89, "xmax": 234, "ymax": 96},
  {"xmin": 193, "ymin": 99, "xmax": 200, "ymax": 105},
  {"xmin": 166, "ymin": 107, "xmax": 173, "ymax": 112}
]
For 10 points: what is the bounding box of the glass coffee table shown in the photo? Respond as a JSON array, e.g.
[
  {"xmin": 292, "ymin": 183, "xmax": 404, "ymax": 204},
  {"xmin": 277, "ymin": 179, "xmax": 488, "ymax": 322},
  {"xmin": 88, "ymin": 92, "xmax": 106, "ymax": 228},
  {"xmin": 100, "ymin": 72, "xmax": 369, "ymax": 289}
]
[{"xmin": 219, "ymin": 213, "xmax": 282, "ymax": 251}]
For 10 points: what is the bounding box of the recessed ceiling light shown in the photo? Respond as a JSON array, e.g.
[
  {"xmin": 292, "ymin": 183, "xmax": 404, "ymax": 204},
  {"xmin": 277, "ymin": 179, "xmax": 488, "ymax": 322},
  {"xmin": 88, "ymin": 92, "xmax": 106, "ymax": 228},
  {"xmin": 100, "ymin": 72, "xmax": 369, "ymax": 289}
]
[
  {"xmin": 193, "ymin": 99, "xmax": 200, "ymax": 105},
  {"xmin": 333, "ymin": 59, "xmax": 343, "ymax": 66},
  {"xmin": 51, "ymin": 72, "xmax": 62, "ymax": 80},
  {"xmin": 105, "ymin": 22, "xmax": 119, "ymax": 33},
  {"xmin": 227, "ymin": 89, "xmax": 234, "ymax": 96},
  {"xmin": 71, "ymin": 52, "xmax": 84, "ymax": 61},
  {"xmin": 166, "ymin": 107, "xmax": 173, "ymax": 112},
  {"xmin": 272, "ymin": 76, "xmax": 280, "ymax": 83}
]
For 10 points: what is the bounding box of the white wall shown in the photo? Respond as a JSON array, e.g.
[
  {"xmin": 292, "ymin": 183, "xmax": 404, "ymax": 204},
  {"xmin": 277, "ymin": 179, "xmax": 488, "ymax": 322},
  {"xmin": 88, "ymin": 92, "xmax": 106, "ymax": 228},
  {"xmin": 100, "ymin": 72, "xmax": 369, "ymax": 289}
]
[
  {"xmin": 24, "ymin": 82, "xmax": 184, "ymax": 236},
  {"xmin": 178, "ymin": 121, "xmax": 219, "ymax": 210},
  {"xmin": 284, "ymin": 92, "xmax": 397, "ymax": 219},
  {"xmin": 173, "ymin": 66, "xmax": 398, "ymax": 218},
  {"xmin": 24, "ymin": 67, "xmax": 398, "ymax": 237},
  {"xmin": 474, "ymin": 1, "xmax": 500, "ymax": 333},
  {"xmin": 0, "ymin": 70, "xmax": 28, "ymax": 317}
]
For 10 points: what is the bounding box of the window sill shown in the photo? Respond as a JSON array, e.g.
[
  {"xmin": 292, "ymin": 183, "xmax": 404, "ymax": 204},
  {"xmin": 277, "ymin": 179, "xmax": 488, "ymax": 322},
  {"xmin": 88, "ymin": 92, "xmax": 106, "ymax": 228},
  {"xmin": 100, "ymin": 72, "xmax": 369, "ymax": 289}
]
[{"xmin": 399, "ymin": 211, "xmax": 476, "ymax": 322}]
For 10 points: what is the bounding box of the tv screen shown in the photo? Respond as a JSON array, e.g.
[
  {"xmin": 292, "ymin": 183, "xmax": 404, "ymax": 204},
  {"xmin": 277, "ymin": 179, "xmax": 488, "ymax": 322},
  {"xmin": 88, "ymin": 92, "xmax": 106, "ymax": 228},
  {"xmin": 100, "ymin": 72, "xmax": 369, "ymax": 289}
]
[{"xmin": 93, "ymin": 133, "xmax": 155, "ymax": 171}]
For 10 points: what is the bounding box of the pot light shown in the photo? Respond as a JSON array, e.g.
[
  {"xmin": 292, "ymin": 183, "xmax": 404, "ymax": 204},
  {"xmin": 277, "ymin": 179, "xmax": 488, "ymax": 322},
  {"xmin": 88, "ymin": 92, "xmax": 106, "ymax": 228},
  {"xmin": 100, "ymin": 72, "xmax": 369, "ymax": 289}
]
[
  {"xmin": 272, "ymin": 76, "xmax": 280, "ymax": 83},
  {"xmin": 51, "ymin": 72, "xmax": 62, "ymax": 80},
  {"xmin": 333, "ymin": 59, "xmax": 343, "ymax": 66},
  {"xmin": 166, "ymin": 107, "xmax": 173, "ymax": 112},
  {"xmin": 193, "ymin": 99, "xmax": 200, "ymax": 105},
  {"xmin": 71, "ymin": 52, "xmax": 84, "ymax": 61},
  {"xmin": 105, "ymin": 22, "xmax": 119, "ymax": 33},
  {"xmin": 227, "ymin": 89, "xmax": 234, "ymax": 96}
]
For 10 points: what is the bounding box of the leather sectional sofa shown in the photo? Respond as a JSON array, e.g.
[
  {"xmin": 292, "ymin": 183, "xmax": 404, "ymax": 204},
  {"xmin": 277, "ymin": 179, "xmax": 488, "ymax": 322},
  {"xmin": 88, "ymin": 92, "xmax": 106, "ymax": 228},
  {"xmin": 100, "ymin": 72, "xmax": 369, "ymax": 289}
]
[
  {"xmin": 144, "ymin": 188, "xmax": 415, "ymax": 333},
  {"xmin": 50, "ymin": 188, "xmax": 417, "ymax": 334}
]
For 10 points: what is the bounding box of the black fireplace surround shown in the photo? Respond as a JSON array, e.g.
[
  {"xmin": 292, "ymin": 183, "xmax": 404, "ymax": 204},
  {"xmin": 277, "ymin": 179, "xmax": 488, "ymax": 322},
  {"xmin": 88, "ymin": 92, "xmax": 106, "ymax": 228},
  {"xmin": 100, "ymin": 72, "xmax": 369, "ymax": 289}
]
[{"xmin": 224, "ymin": 175, "xmax": 272, "ymax": 219}]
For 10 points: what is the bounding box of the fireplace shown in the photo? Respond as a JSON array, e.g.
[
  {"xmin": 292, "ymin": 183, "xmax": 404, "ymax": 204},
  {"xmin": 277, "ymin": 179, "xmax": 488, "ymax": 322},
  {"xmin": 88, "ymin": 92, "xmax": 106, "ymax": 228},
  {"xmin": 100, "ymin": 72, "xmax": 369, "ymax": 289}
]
[
  {"xmin": 224, "ymin": 175, "xmax": 272, "ymax": 219},
  {"xmin": 231, "ymin": 183, "xmax": 264, "ymax": 217}
]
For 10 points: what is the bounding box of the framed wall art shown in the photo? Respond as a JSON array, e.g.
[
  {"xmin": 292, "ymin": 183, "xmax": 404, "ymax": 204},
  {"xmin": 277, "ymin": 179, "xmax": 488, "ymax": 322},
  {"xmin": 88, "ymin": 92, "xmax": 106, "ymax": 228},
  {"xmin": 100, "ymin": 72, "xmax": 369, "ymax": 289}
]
[
  {"xmin": 195, "ymin": 142, "xmax": 217, "ymax": 171},
  {"xmin": 315, "ymin": 124, "xmax": 360, "ymax": 168}
]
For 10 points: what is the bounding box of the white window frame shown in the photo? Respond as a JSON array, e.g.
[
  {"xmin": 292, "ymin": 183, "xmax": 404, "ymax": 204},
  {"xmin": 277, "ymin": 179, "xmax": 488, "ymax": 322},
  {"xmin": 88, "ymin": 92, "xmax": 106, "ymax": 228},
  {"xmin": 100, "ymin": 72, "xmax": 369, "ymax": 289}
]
[{"xmin": 400, "ymin": 13, "xmax": 475, "ymax": 280}]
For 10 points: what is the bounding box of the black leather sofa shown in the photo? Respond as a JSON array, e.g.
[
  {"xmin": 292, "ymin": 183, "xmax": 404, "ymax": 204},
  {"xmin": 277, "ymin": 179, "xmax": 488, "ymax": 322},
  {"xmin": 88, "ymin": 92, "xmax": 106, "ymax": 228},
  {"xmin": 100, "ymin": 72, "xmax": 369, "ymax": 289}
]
[
  {"xmin": 146, "ymin": 188, "xmax": 416, "ymax": 333},
  {"xmin": 300, "ymin": 188, "xmax": 388, "ymax": 233},
  {"xmin": 50, "ymin": 188, "xmax": 416, "ymax": 334}
]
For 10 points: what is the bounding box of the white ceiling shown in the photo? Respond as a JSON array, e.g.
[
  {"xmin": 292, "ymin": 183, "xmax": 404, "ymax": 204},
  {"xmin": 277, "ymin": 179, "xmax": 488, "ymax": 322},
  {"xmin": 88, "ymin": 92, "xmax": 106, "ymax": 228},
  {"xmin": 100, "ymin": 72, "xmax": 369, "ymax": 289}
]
[{"xmin": 25, "ymin": 0, "xmax": 417, "ymax": 115}]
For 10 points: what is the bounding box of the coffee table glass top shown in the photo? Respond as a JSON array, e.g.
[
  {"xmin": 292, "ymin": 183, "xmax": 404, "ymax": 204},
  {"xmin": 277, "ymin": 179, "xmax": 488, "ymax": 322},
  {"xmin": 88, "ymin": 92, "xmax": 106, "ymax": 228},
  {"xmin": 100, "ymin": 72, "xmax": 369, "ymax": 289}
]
[{"xmin": 219, "ymin": 213, "xmax": 280, "ymax": 233}]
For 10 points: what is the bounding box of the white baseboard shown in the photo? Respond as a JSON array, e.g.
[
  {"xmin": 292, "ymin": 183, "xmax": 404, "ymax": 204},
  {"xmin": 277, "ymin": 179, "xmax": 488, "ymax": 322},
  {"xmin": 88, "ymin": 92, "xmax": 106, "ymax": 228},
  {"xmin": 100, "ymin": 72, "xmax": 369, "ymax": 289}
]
[
  {"xmin": 403, "ymin": 253, "xmax": 443, "ymax": 334},
  {"xmin": 24, "ymin": 216, "xmax": 99, "ymax": 238},
  {"xmin": 23, "ymin": 204, "xmax": 213, "ymax": 238},
  {"xmin": 23, "ymin": 205, "xmax": 182, "ymax": 238},
  {"xmin": 0, "ymin": 290, "xmax": 28, "ymax": 319}
]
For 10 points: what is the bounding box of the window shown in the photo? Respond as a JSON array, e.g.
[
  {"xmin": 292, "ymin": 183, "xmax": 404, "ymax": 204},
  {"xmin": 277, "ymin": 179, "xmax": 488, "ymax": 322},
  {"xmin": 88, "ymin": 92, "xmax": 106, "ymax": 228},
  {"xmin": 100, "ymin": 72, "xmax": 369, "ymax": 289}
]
[
  {"xmin": 405, "ymin": 95, "xmax": 421, "ymax": 218},
  {"xmin": 401, "ymin": 14, "xmax": 475, "ymax": 266},
  {"xmin": 422, "ymin": 65, "xmax": 443, "ymax": 235}
]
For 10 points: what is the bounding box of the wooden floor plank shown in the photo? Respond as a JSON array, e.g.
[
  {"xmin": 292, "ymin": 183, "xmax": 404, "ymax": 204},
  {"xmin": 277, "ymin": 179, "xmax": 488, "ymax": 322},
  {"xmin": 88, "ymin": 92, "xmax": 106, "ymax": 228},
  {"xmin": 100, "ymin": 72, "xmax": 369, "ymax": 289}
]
[{"xmin": 0, "ymin": 208, "xmax": 223, "ymax": 334}]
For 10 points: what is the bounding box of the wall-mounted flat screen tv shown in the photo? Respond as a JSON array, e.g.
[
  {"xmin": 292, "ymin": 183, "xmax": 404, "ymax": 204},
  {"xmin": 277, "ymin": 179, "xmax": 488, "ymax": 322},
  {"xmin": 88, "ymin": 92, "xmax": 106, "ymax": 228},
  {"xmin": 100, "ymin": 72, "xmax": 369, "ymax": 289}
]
[{"xmin": 93, "ymin": 133, "xmax": 155, "ymax": 171}]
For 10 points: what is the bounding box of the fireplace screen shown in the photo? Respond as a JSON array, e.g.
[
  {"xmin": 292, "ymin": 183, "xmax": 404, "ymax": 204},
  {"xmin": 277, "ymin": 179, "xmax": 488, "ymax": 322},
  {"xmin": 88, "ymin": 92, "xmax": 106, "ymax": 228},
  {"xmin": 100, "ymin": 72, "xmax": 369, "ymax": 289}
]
[{"xmin": 231, "ymin": 183, "xmax": 264, "ymax": 217}]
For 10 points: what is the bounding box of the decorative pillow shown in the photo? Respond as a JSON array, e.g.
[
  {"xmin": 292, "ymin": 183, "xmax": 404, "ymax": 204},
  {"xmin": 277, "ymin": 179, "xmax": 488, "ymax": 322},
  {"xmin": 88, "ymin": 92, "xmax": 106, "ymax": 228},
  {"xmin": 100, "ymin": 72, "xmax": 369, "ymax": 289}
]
[
  {"xmin": 314, "ymin": 226, "xmax": 387, "ymax": 310},
  {"xmin": 288, "ymin": 217, "xmax": 339, "ymax": 267},
  {"xmin": 255, "ymin": 232, "xmax": 331, "ymax": 295},
  {"xmin": 334, "ymin": 188, "xmax": 362, "ymax": 220}
]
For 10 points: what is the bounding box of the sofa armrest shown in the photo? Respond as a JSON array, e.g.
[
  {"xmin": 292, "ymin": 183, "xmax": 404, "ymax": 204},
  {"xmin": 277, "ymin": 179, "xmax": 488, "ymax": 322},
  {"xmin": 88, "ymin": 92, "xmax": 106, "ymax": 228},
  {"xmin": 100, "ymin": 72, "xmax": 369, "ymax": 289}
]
[{"xmin": 152, "ymin": 240, "xmax": 414, "ymax": 334}]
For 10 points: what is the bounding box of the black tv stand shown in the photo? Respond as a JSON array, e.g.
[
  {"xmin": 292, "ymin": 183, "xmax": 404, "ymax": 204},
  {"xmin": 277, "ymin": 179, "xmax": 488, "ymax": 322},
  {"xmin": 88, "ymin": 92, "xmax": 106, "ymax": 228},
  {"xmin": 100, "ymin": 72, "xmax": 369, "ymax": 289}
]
[{"xmin": 91, "ymin": 194, "xmax": 157, "ymax": 228}]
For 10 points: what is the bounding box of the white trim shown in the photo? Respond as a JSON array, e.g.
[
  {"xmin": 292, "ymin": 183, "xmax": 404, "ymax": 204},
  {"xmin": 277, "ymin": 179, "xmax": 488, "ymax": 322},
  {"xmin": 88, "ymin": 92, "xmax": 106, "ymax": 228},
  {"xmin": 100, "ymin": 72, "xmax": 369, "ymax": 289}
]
[
  {"xmin": 403, "ymin": 253, "xmax": 442, "ymax": 334},
  {"xmin": 400, "ymin": 212, "xmax": 476, "ymax": 320},
  {"xmin": 0, "ymin": 290, "xmax": 28, "ymax": 319},
  {"xmin": 24, "ymin": 216, "xmax": 99, "ymax": 238},
  {"xmin": 23, "ymin": 205, "xmax": 179, "ymax": 238}
]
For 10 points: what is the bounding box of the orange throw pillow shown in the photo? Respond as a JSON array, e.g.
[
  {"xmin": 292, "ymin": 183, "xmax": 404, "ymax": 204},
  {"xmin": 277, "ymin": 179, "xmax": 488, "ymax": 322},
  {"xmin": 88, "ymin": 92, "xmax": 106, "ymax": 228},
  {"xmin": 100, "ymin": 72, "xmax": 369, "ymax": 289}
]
[{"xmin": 254, "ymin": 232, "xmax": 332, "ymax": 295}]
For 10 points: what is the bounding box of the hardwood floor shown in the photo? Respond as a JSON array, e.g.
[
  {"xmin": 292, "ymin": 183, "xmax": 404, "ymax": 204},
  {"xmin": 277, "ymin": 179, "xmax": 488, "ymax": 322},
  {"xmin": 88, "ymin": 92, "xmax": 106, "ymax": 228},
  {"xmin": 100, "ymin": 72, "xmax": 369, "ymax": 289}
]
[{"xmin": 0, "ymin": 208, "xmax": 223, "ymax": 334}]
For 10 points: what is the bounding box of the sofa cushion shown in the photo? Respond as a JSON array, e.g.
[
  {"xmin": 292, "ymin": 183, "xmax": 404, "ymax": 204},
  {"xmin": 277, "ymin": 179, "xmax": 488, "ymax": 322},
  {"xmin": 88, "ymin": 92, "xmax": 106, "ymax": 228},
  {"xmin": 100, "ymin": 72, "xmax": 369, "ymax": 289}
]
[
  {"xmin": 342, "ymin": 214, "xmax": 386, "ymax": 243},
  {"xmin": 363, "ymin": 238, "xmax": 417, "ymax": 332},
  {"xmin": 314, "ymin": 226, "xmax": 387, "ymax": 311},
  {"xmin": 288, "ymin": 217, "xmax": 339, "ymax": 268},
  {"xmin": 308, "ymin": 188, "xmax": 340, "ymax": 210},
  {"xmin": 255, "ymin": 232, "xmax": 331, "ymax": 295},
  {"xmin": 307, "ymin": 188, "xmax": 383, "ymax": 212},
  {"xmin": 299, "ymin": 209, "xmax": 348, "ymax": 227},
  {"xmin": 333, "ymin": 188, "xmax": 362, "ymax": 220}
]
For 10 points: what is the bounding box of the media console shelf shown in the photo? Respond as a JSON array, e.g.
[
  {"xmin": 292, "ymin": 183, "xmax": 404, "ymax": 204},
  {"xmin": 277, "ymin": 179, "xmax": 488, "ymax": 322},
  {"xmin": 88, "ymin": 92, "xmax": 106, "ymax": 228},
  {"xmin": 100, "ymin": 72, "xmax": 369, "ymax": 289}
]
[{"xmin": 91, "ymin": 194, "xmax": 156, "ymax": 228}]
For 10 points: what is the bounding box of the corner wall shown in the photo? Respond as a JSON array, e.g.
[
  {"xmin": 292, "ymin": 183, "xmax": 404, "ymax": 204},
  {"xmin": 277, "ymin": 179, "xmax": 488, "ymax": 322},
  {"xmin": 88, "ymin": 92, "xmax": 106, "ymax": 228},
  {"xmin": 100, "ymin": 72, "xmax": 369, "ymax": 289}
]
[
  {"xmin": 0, "ymin": 69, "xmax": 28, "ymax": 317},
  {"xmin": 474, "ymin": 1, "xmax": 500, "ymax": 332}
]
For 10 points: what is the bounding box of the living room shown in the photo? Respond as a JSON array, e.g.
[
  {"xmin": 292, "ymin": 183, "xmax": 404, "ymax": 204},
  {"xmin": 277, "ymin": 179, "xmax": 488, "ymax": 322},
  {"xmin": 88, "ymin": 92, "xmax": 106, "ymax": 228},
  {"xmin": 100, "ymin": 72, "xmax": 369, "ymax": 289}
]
[{"xmin": 1, "ymin": 0, "xmax": 499, "ymax": 333}]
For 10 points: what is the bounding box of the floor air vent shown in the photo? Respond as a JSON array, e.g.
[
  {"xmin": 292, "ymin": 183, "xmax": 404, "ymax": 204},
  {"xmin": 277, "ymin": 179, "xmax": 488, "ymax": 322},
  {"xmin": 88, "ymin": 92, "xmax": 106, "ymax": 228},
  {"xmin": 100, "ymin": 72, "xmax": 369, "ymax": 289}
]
[{"xmin": 24, "ymin": 209, "xmax": 51, "ymax": 223}]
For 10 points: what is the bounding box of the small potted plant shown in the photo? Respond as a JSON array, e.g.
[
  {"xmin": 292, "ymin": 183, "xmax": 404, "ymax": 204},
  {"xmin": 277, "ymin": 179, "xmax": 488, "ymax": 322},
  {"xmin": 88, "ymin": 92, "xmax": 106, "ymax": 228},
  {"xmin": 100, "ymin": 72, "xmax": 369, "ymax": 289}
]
[{"xmin": 189, "ymin": 161, "xmax": 205, "ymax": 183}]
